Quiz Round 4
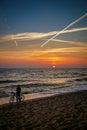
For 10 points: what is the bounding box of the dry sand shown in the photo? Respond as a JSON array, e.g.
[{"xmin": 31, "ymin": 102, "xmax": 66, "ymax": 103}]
[{"xmin": 0, "ymin": 90, "xmax": 87, "ymax": 130}]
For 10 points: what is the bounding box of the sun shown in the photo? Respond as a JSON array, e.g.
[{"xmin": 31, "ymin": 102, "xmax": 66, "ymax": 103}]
[{"xmin": 52, "ymin": 65, "xmax": 56, "ymax": 68}]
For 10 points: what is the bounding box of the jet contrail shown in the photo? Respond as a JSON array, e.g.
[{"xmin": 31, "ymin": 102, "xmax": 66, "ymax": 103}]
[
  {"xmin": 48, "ymin": 38, "xmax": 87, "ymax": 47},
  {"xmin": 14, "ymin": 40, "xmax": 18, "ymax": 46},
  {"xmin": 11, "ymin": 35, "xmax": 18, "ymax": 46},
  {"xmin": 41, "ymin": 13, "xmax": 87, "ymax": 47},
  {"xmin": 62, "ymin": 27, "xmax": 87, "ymax": 34}
]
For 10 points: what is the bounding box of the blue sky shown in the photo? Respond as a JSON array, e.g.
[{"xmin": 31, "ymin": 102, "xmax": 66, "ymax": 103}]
[{"xmin": 0, "ymin": 0, "xmax": 87, "ymax": 34}]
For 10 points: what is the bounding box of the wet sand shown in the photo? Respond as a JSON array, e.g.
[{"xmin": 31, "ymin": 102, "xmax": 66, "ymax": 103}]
[
  {"xmin": 0, "ymin": 93, "xmax": 55, "ymax": 105},
  {"xmin": 0, "ymin": 90, "xmax": 87, "ymax": 130}
]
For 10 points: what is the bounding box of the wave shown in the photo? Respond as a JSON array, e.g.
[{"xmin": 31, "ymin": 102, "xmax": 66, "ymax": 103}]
[
  {"xmin": 0, "ymin": 91, "xmax": 9, "ymax": 98},
  {"xmin": 75, "ymin": 78, "xmax": 87, "ymax": 82},
  {"xmin": 0, "ymin": 80, "xmax": 17, "ymax": 83},
  {"xmin": 10, "ymin": 83, "xmax": 59, "ymax": 88},
  {"xmin": 0, "ymin": 79, "xmax": 37, "ymax": 84}
]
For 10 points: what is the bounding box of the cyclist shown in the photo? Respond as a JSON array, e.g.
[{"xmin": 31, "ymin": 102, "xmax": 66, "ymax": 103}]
[{"xmin": 16, "ymin": 85, "xmax": 21, "ymax": 103}]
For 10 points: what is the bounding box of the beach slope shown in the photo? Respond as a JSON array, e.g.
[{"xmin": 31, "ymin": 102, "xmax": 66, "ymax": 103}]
[{"xmin": 0, "ymin": 90, "xmax": 87, "ymax": 130}]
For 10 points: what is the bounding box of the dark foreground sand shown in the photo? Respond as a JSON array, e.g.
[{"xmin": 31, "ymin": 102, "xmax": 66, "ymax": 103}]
[{"xmin": 0, "ymin": 90, "xmax": 87, "ymax": 130}]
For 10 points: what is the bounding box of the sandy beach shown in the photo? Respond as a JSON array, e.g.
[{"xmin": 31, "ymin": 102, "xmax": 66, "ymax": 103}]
[{"xmin": 0, "ymin": 90, "xmax": 87, "ymax": 130}]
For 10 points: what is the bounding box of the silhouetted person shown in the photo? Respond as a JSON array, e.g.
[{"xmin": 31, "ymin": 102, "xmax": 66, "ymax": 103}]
[{"xmin": 16, "ymin": 85, "xmax": 21, "ymax": 103}]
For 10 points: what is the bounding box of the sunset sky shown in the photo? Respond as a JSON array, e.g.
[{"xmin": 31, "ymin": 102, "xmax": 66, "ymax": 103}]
[{"xmin": 0, "ymin": 0, "xmax": 87, "ymax": 68}]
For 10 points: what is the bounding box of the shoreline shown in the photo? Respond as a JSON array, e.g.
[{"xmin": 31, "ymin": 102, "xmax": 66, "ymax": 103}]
[
  {"xmin": 0, "ymin": 85, "xmax": 87, "ymax": 105},
  {"xmin": 0, "ymin": 90, "xmax": 87, "ymax": 129},
  {"xmin": 0, "ymin": 93, "xmax": 55, "ymax": 106}
]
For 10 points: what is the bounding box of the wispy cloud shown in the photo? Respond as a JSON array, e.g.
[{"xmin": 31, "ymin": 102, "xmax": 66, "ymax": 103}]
[
  {"xmin": 0, "ymin": 27, "xmax": 87, "ymax": 44},
  {"xmin": 0, "ymin": 31, "xmax": 57, "ymax": 43},
  {"xmin": 45, "ymin": 47, "xmax": 87, "ymax": 53},
  {"xmin": 46, "ymin": 38, "xmax": 87, "ymax": 47}
]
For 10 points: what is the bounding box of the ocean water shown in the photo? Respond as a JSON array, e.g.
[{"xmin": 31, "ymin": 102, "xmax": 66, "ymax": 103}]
[{"xmin": 0, "ymin": 68, "xmax": 87, "ymax": 98}]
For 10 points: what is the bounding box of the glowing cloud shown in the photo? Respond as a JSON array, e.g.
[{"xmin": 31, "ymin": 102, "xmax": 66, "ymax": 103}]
[
  {"xmin": 44, "ymin": 47, "xmax": 87, "ymax": 53},
  {"xmin": 46, "ymin": 38, "xmax": 87, "ymax": 47},
  {"xmin": 0, "ymin": 27, "xmax": 87, "ymax": 43},
  {"xmin": 0, "ymin": 31, "xmax": 57, "ymax": 43}
]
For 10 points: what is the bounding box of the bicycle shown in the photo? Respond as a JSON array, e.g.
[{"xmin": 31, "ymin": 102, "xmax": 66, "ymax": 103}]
[{"xmin": 9, "ymin": 92, "xmax": 25, "ymax": 103}]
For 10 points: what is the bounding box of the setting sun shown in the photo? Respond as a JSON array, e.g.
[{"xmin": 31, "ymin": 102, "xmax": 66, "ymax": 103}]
[{"xmin": 52, "ymin": 65, "xmax": 56, "ymax": 68}]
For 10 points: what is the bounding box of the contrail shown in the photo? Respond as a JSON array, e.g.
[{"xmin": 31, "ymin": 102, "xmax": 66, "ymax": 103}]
[
  {"xmin": 14, "ymin": 40, "xmax": 18, "ymax": 46},
  {"xmin": 41, "ymin": 13, "xmax": 87, "ymax": 47},
  {"xmin": 11, "ymin": 35, "xmax": 18, "ymax": 46},
  {"xmin": 48, "ymin": 38, "xmax": 87, "ymax": 47},
  {"xmin": 62, "ymin": 27, "xmax": 87, "ymax": 34}
]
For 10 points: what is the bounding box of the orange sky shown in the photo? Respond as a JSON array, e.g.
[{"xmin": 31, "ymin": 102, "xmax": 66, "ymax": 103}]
[
  {"xmin": 0, "ymin": 28, "xmax": 87, "ymax": 68},
  {"xmin": 0, "ymin": 42, "xmax": 87, "ymax": 68}
]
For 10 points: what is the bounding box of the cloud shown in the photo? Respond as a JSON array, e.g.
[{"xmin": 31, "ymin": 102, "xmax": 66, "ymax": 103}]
[
  {"xmin": 0, "ymin": 31, "xmax": 57, "ymax": 43},
  {"xmin": 0, "ymin": 27, "xmax": 87, "ymax": 44},
  {"xmin": 45, "ymin": 47, "xmax": 87, "ymax": 53},
  {"xmin": 46, "ymin": 38, "xmax": 87, "ymax": 47}
]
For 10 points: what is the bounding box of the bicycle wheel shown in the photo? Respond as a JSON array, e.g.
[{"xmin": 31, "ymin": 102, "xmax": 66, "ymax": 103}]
[
  {"xmin": 21, "ymin": 94, "xmax": 25, "ymax": 101},
  {"xmin": 9, "ymin": 96, "xmax": 15, "ymax": 103}
]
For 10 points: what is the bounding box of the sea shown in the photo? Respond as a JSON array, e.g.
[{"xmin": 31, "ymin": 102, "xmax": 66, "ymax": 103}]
[{"xmin": 0, "ymin": 68, "xmax": 87, "ymax": 99}]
